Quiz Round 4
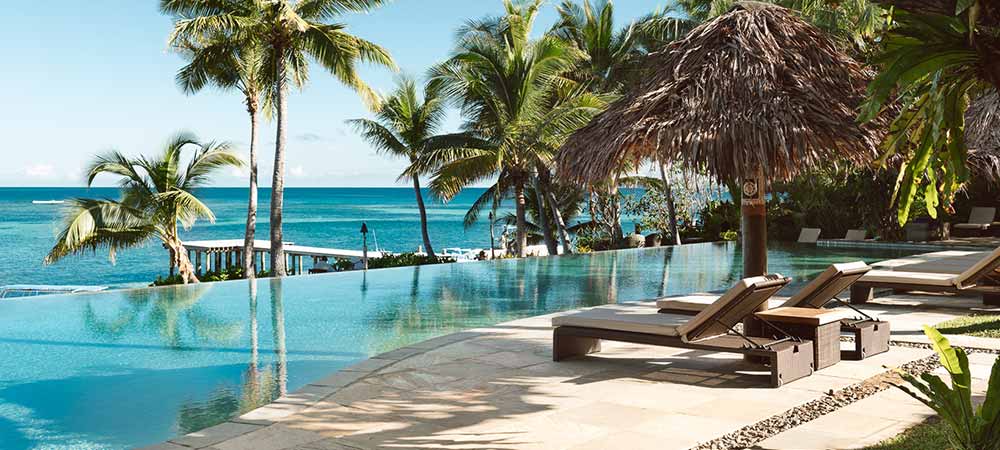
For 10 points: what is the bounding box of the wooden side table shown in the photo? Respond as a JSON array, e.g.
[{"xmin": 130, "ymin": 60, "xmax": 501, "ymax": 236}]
[{"xmin": 755, "ymin": 307, "xmax": 852, "ymax": 370}]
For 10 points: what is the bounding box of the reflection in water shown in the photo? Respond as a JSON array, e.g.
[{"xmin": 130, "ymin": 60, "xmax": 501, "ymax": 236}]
[
  {"xmin": 83, "ymin": 284, "xmax": 240, "ymax": 348},
  {"xmin": 174, "ymin": 279, "xmax": 289, "ymax": 434},
  {"xmin": 271, "ymin": 278, "xmax": 288, "ymax": 398}
]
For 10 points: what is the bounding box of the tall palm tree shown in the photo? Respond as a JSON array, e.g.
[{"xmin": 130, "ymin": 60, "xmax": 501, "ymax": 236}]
[
  {"xmin": 426, "ymin": 0, "xmax": 596, "ymax": 257},
  {"xmin": 349, "ymin": 76, "xmax": 483, "ymax": 259},
  {"xmin": 167, "ymin": 27, "xmax": 271, "ymax": 280},
  {"xmin": 162, "ymin": 0, "xmax": 397, "ymax": 276},
  {"xmin": 45, "ymin": 132, "xmax": 243, "ymax": 284},
  {"xmin": 551, "ymin": 1, "xmax": 693, "ymax": 246}
]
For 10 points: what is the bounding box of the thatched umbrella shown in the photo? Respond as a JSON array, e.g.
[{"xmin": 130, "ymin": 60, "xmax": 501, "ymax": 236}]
[
  {"xmin": 558, "ymin": 1, "xmax": 886, "ymax": 278},
  {"xmin": 967, "ymin": 90, "xmax": 1000, "ymax": 186}
]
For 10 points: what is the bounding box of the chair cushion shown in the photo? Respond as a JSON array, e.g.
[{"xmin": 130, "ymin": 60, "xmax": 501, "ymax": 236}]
[
  {"xmin": 797, "ymin": 228, "xmax": 821, "ymax": 243},
  {"xmin": 782, "ymin": 261, "xmax": 871, "ymax": 308},
  {"xmin": 552, "ymin": 304, "xmax": 688, "ymax": 336},
  {"xmin": 859, "ymin": 270, "xmax": 957, "ymax": 287},
  {"xmin": 844, "ymin": 229, "xmax": 867, "ymax": 241},
  {"xmin": 954, "ymin": 223, "xmax": 991, "ymax": 230},
  {"xmin": 655, "ymin": 295, "xmax": 785, "ymax": 313},
  {"xmin": 967, "ymin": 207, "xmax": 997, "ymax": 225},
  {"xmin": 955, "ymin": 246, "xmax": 1000, "ymax": 289}
]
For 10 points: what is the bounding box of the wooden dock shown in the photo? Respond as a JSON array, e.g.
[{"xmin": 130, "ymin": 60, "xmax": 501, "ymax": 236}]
[{"xmin": 183, "ymin": 240, "xmax": 386, "ymax": 275}]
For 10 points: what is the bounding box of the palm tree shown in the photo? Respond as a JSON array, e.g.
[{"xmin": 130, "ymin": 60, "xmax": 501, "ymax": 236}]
[
  {"xmin": 167, "ymin": 26, "xmax": 271, "ymax": 280},
  {"xmin": 426, "ymin": 0, "xmax": 596, "ymax": 257},
  {"xmin": 162, "ymin": 0, "xmax": 397, "ymax": 276},
  {"xmin": 348, "ymin": 77, "xmax": 482, "ymax": 259},
  {"xmin": 45, "ymin": 132, "xmax": 243, "ymax": 284}
]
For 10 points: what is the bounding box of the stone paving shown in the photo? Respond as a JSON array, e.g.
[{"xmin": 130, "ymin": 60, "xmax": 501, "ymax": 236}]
[{"xmin": 137, "ymin": 291, "xmax": 1000, "ymax": 450}]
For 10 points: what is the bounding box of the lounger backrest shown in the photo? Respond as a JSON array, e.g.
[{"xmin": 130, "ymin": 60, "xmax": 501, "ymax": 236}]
[
  {"xmin": 844, "ymin": 229, "xmax": 866, "ymax": 241},
  {"xmin": 967, "ymin": 207, "xmax": 997, "ymax": 225},
  {"xmin": 797, "ymin": 228, "xmax": 821, "ymax": 243},
  {"xmin": 955, "ymin": 246, "xmax": 1000, "ymax": 289},
  {"xmin": 678, "ymin": 274, "xmax": 791, "ymax": 343},
  {"xmin": 781, "ymin": 262, "xmax": 871, "ymax": 309}
]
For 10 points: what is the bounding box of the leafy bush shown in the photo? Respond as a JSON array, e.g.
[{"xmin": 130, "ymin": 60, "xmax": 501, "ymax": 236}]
[
  {"xmin": 151, "ymin": 267, "xmax": 266, "ymax": 286},
  {"xmin": 894, "ymin": 326, "xmax": 1000, "ymax": 450},
  {"xmin": 366, "ymin": 253, "xmax": 455, "ymax": 270}
]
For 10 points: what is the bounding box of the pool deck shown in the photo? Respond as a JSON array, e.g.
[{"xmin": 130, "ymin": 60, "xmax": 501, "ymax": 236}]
[{"xmin": 144, "ymin": 288, "xmax": 1000, "ymax": 450}]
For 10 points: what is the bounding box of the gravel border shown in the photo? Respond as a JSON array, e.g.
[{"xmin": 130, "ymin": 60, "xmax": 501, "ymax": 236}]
[{"xmin": 690, "ymin": 340, "xmax": 1000, "ymax": 450}]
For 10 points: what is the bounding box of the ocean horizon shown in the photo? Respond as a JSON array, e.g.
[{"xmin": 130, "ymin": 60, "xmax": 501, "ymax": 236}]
[{"xmin": 0, "ymin": 187, "xmax": 518, "ymax": 289}]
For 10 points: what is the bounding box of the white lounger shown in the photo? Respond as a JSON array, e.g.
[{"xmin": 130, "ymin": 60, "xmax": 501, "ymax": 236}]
[
  {"xmin": 851, "ymin": 247, "xmax": 1000, "ymax": 305},
  {"xmin": 953, "ymin": 207, "xmax": 996, "ymax": 236}
]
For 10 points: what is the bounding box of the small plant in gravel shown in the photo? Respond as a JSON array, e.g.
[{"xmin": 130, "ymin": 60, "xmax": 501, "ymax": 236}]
[{"xmin": 894, "ymin": 326, "xmax": 1000, "ymax": 450}]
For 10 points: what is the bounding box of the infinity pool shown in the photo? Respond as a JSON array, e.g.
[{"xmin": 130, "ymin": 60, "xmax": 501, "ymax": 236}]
[{"xmin": 0, "ymin": 243, "xmax": 920, "ymax": 449}]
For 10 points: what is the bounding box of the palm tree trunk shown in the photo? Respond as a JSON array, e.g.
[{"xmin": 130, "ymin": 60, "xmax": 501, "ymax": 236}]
[
  {"xmin": 244, "ymin": 104, "xmax": 260, "ymax": 279},
  {"xmin": 659, "ymin": 163, "xmax": 681, "ymax": 246},
  {"xmin": 514, "ymin": 180, "xmax": 528, "ymax": 258},
  {"xmin": 549, "ymin": 190, "xmax": 573, "ymax": 255},
  {"xmin": 270, "ymin": 50, "xmax": 288, "ymax": 277},
  {"xmin": 411, "ymin": 176, "xmax": 436, "ymax": 258},
  {"xmin": 609, "ymin": 179, "xmax": 624, "ymax": 244},
  {"xmin": 168, "ymin": 238, "xmax": 199, "ymax": 284},
  {"xmin": 533, "ymin": 176, "xmax": 558, "ymax": 256}
]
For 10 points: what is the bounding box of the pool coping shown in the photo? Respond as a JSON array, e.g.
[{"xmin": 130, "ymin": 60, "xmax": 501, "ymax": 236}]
[{"xmin": 149, "ymin": 330, "xmax": 484, "ymax": 450}]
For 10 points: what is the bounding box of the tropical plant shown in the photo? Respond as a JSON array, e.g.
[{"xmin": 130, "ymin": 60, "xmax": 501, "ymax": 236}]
[
  {"xmin": 166, "ymin": 20, "xmax": 271, "ymax": 280},
  {"xmin": 44, "ymin": 132, "xmax": 243, "ymax": 284},
  {"xmin": 424, "ymin": 0, "xmax": 605, "ymax": 257},
  {"xmin": 894, "ymin": 326, "xmax": 1000, "ymax": 450},
  {"xmin": 349, "ymin": 76, "xmax": 483, "ymax": 259},
  {"xmin": 162, "ymin": 0, "xmax": 397, "ymax": 276},
  {"xmin": 860, "ymin": 3, "xmax": 1000, "ymax": 225}
]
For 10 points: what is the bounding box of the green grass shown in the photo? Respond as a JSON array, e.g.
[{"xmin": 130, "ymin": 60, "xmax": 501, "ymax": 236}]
[
  {"xmin": 936, "ymin": 315, "xmax": 1000, "ymax": 338},
  {"xmin": 862, "ymin": 418, "xmax": 951, "ymax": 450}
]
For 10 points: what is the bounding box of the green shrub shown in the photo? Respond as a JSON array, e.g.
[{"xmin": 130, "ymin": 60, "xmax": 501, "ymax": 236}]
[
  {"xmin": 894, "ymin": 326, "xmax": 1000, "ymax": 450},
  {"xmin": 151, "ymin": 267, "xmax": 268, "ymax": 286},
  {"xmin": 719, "ymin": 230, "xmax": 738, "ymax": 241},
  {"xmin": 367, "ymin": 253, "xmax": 455, "ymax": 270}
]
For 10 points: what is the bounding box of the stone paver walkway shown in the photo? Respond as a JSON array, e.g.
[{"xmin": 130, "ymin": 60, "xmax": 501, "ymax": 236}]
[
  {"xmin": 756, "ymin": 351, "xmax": 995, "ymax": 450},
  {"xmin": 141, "ymin": 295, "xmax": 984, "ymax": 450}
]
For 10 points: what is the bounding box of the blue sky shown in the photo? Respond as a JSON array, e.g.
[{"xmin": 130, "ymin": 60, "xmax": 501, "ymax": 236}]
[{"xmin": 0, "ymin": 0, "xmax": 670, "ymax": 187}]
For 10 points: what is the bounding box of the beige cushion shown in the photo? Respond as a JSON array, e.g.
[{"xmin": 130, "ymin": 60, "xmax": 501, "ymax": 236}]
[
  {"xmin": 676, "ymin": 275, "xmax": 780, "ymax": 341},
  {"xmin": 797, "ymin": 228, "xmax": 821, "ymax": 243},
  {"xmin": 955, "ymin": 246, "xmax": 1000, "ymax": 288},
  {"xmin": 655, "ymin": 295, "xmax": 785, "ymax": 313},
  {"xmin": 954, "ymin": 223, "xmax": 991, "ymax": 230},
  {"xmin": 968, "ymin": 207, "xmax": 997, "ymax": 225},
  {"xmin": 860, "ymin": 270, "xmax": 957, "ymax": 287},
  {"xmin": 844, "ymin": 229, "xmax": 866, "ymax": 241},
  {"xmin": 552, "ymin": 304, "xmax": 689, "ymax": 336},
  {"xmin": 782, "ymin": 261, "xmax": 870, "ymax": 308}
]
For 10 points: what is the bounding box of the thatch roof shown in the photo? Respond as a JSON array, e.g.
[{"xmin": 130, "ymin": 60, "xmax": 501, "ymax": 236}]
[
  {"xmin": 967, "ymin": 89, "xmax": 1000, "ymax": 184},
  {"xmin": 558, "ymin": 2, "xmax": 886, "ymax": 184}
]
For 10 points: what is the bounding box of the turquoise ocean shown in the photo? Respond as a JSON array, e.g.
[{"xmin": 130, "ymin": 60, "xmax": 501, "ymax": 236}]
[{"xmin": 0, "ymin": 187, "xmax": 516, "ymax": 289}]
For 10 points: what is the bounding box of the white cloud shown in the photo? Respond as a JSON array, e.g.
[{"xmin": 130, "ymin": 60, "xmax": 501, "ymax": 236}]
[
  {"xmin": 289, "ymin": 165, "xmax": 306, "ymax": 178},
  {"xmin": 25, "ymin": 164, "xmax": 56, "ymax": 179}
]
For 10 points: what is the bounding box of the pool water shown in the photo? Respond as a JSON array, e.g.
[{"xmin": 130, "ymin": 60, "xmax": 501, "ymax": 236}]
[{"xmin": 0, "ymin": 242, "xmax": 920, "ymax": 449}]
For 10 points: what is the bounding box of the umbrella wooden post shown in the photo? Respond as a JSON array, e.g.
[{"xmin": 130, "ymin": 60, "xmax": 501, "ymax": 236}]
[
  {"xmin": 741, "ymin": 172, "xmax": 769, "ymax": 360},
  {"xmin": 741, "ymin": 173, "xmax": 768, "ymax": 278}
]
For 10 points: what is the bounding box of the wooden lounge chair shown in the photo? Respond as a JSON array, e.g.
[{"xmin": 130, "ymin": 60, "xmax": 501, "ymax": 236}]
[
  {"xmin": 657, "ymin": 262, "xmax": 889, "ymax": 360},
  {"xmin": 797, "ymin": 228, "xmax": 821, "ymax": 243},
  {"xmin": 953, "ymin": 207, "xmax": 996, "ymax": 237},
  {"xmin": 850, "ymin": 247, "xmax": 1000, "ymax": 306},
  {"xmin": 552, "ymin": 275, "xmax": 814, "ymax": 388}
]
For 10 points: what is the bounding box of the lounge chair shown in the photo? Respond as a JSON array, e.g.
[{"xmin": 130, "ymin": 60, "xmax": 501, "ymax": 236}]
[
  {"xmin": 953, "ymin": 207, "xmax": 996, "ymax": 237},
  {"xmin": 657, "ymin": 262, "xmax": 889, "ymax": 360},
  {"xmin": 844, "ymin": 229, "xmax": 866, "ymax": 241},
  {"xmin": 552, "ymin": 275, "xmax": 814, "ymax": 387},
  {"xmin": 850, "ymin": 247, "xmax": 1000, "ymax": 306},
  {"xmin": 797, "ymin": 228, "xmax": 821, "ymax": 243}
]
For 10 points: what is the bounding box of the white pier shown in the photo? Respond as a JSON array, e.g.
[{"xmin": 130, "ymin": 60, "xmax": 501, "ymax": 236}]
[{"xmin": 182, "ymin": 240, "xmax": 385, "ymax": 275}]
